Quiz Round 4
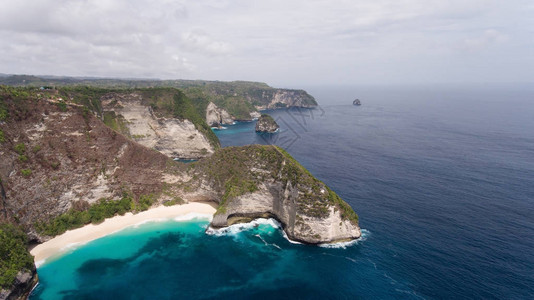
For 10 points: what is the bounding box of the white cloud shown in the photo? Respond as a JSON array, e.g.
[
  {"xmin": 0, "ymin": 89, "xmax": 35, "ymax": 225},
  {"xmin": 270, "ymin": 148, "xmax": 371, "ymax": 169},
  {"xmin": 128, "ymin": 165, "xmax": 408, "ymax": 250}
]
[
  {"xmin": 0, "ymin": 0, "xmax": 532, "ymax": 85},
  {"xmin": 458, "ymin": 29, "xmax": 508, "ymax": 53},
  {"xmin": 181, "ymin": 31, "xmax": 232, "ymax": 56}
]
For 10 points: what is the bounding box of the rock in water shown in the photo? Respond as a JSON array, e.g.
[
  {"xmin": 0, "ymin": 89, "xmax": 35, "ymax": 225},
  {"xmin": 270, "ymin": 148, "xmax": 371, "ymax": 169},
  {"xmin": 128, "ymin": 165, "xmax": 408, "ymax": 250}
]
[
  {"xmin": 255, "ymin": 114, "xmax": 279, "ymax": 133},
  {"xmin": 353, "ymin": 99, "xmax": 361, "ymax": 106}
]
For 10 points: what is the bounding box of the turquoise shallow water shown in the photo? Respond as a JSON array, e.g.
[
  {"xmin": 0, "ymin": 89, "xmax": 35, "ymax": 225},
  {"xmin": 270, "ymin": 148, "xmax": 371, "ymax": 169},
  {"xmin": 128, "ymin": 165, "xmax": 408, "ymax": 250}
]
[{"xmin": 31, "ymin": 217, "xmax": 378, "ymax": 299}]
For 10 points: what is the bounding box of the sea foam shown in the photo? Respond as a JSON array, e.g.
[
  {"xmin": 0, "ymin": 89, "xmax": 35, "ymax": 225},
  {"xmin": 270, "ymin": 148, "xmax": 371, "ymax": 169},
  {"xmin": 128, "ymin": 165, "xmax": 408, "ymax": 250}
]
[
  {"xmin": 205, "ymin": 218, "xmax": 282, "ymax": 237},
  {"xmin": 319, "ymin": 229, "xmax": 370, "ymax": 249},
  {"xmin": 206, "ymin": 218, "xmax": 368, "ymax": 248}
]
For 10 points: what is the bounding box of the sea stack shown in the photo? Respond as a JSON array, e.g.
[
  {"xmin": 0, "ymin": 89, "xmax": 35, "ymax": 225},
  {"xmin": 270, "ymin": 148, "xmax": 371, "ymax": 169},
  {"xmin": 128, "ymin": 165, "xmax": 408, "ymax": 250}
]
[
  {"xmin": 255, "ymin": 114, "xmax": 279, "ymax": 133},
  {"xmin": 353, "ymin": 99, "xmax": 361, "ymax": 106}
]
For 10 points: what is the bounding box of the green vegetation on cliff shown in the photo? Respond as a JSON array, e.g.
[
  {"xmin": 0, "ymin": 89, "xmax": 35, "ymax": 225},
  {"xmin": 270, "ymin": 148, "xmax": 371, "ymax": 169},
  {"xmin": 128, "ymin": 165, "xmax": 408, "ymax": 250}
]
[
  {"xmin": 184, "ymin": 86, "xmax": 256, "ymax": 121},
  {"xmin": 0, "ymin": 224, "xmax": 34, "ymax": 289},
  {"xmin": 0, "ymin": 86, "xmax": 36, "ymax": 122},
  {"xmin": 0, "ymin": 76, "xmax": 318, "ymax": 120},
  {"xmin": 1, "ymin": 85, "xmax": 220, "ymax": 149},
  {"xmin": 255, "ymin": 114, "xmax": 279, "ymax": 132},
  {"xmin": 35, "ymin": 194, "xmax": 158, "ymax": 237},
  {"xmin": 57, "ymin": 86, "xmax": 220, "ymax": 149},
  {"xmin": 190, "ymin": 145, "xmax": 358, "ymax": 224}
]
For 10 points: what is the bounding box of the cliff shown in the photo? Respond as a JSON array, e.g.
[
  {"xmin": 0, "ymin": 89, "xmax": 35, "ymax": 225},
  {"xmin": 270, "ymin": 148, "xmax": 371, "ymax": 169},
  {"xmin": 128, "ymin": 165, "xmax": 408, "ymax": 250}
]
[
  {"xmin": 183, "ymin": 82, "xmax": 317, "ymax": 121},
  {"xmin": 0, "ymin": 86, "xmax": 188, "ymax": 237},
  {"xmin": 0, "ymin": 87, "xmax": 358, "ymax": 244},
  {"xmin": 0, "ymin": 269, "xmax": 37, "ymax": 300},
  {"xmin": 61, "ymin": 87, "xmax": 219, "ymax": 159},
  {"xmin": 255, "ymin": 114, "xmax": 279, "ymax": 133},
  {"xmin": 251, "ymin": 89, "xmax": 317, "ymax": 110},
  {"xmin": 99, "ymin": 92, "xmax": 215, "ymax": 159},
  {"xmin": 0, "ymin": 86, "xmax": 194, "ymax": 296},
  {"xmin": 0, "ymin": 75, "xmax": 319, "ymax": 122},
  {"xmin": 0, "ymin": 85, "xmax": 358, "ymax": 296},
  {"xmin": 205, "ymin": 102, "xmax": 234, "ymax": 127},
  {"xmin": 185, "ymin": 145, "xmax": 360, "ymax": 244}
]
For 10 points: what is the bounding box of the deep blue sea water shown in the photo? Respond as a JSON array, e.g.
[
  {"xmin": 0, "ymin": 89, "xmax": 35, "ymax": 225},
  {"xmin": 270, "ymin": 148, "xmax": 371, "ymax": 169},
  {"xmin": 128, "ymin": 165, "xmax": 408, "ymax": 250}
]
[{"xmin": 31, "ymin": 85, "xmax": 534, "ymax": 299}]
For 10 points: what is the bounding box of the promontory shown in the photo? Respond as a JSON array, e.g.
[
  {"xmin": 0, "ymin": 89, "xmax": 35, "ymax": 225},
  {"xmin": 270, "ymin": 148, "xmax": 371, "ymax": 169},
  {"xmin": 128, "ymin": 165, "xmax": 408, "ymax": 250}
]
[{"xmin": 0, "ymin": 82, "xmax": 359, "ymax": 298}]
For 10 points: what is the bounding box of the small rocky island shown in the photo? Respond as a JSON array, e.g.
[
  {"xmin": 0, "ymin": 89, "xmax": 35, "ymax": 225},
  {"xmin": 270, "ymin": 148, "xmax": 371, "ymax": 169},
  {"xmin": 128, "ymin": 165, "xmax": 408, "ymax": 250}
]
[
  {"xmin": 353, "ymin": 99, "xmax": 361, "ymax": 106},
  {"xmin": 255, "ymin": 114, "xmax": 279, "ymax": 133}
]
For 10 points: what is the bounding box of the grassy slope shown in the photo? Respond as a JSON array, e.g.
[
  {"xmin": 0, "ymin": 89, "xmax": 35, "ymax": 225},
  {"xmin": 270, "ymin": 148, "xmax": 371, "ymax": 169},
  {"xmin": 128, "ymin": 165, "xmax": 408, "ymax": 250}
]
[{"xmin": 190, "ymin": 145, "xmax": 359, "ymax": 224}]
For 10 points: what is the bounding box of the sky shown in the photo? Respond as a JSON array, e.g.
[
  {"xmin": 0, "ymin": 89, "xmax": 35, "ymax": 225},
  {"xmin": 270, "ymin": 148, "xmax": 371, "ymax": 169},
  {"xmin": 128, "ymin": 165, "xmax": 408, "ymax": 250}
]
[{"xmin": 1, "ymin": 0, "xmax": 533, "ymax": 87}]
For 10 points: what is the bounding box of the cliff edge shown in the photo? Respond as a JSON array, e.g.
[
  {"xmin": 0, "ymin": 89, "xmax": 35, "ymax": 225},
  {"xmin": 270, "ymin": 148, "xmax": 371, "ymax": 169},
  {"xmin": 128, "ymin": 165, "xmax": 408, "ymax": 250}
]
[
  {"xmin": 185, "ymin": 145, "xmax": 361, "ymax": 244},
  {"xmin": 0, "ymin": 86, "xmax": 359, "ymax": 296}
]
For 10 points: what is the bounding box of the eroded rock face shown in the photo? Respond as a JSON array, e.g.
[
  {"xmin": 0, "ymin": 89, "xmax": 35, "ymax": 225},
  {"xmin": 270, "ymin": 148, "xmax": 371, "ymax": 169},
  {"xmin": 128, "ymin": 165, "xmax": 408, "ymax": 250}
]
[
  {"xmin": 101, "ymin": 94, "xmax": 214, "ymax": 159},
  {"xmin": 210, "ymin": 184, "xmax": 361, "ymax": 244},
  {"xmin": 255, "ymin": 90, "xmax": 317, "ymax": 110},
  {"xmin": 249, "ymin": 111, "xmax": 261, "ymax": 120},
  {"xmin": 255, "ymin": 114, "xmax": 279, "ymax": 133},
  {"xmin": 0, "ymin": 269, "xmax": 38, "ymax": 300},
  {"xmin": 1, "ymin": 91, "xmax": 359, "ymax": 246},
  {"xmin": 186, "ymin": 145, "xmax": 361, "ymax": 244},
  {"xmin": 0, "ymin": 96, "xmax": 185, "ymax": 238},
  {"xmin": 206, "ymin": 102, "xmax": 234, "ymax": 127}
]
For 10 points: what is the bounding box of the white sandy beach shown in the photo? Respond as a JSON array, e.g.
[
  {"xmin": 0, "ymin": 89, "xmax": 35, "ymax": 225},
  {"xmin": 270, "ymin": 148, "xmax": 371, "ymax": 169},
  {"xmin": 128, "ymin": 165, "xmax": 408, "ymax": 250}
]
[{"xmin": 30, "ymin": 202, "xmax": 216, "ymax": 264}]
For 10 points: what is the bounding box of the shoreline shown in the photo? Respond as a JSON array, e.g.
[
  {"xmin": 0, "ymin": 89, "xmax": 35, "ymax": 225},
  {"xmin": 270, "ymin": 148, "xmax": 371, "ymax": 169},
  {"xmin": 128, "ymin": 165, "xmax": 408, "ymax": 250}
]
[{"xmin": 30, "ymin": 202, "xmax": 217, "ymax": 265}]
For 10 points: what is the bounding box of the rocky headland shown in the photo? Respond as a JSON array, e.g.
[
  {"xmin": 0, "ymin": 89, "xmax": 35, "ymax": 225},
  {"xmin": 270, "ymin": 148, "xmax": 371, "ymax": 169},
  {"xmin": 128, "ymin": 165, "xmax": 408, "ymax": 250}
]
[
  {"xmin": 188, "ymin": 145, "xmax": 360, "ymax": 244},
  {"xmin": 0, "ymin": 85, "xmax": 358, "ymax": 297},
  {"xmin": 0, "ymin": 75, "xmax": 319, "ymax": 122},
  {"xmin": 255, "ymin": 114, "xmax": 279, "ymax": 133}
]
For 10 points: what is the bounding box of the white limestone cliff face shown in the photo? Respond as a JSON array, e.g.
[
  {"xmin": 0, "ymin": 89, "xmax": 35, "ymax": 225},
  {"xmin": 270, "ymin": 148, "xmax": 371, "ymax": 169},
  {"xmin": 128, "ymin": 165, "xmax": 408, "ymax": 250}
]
[
  {"xmin": 206, "ymin": 102, "xmax": 234, "ymax": 127},
  {"xmin": 189, "ymin": 145, "xmax": 361, "ymax": 244},
  {"xmin": 102, "ymin": 95, "xmax": 214, "ymax": 159},
  {"xmin": 255, "ymin": 90, "xmax": 317, "ymax": 110},
  {"xmin": 210, "ymin": 183, "xmax": 361, "ymax": 244}
]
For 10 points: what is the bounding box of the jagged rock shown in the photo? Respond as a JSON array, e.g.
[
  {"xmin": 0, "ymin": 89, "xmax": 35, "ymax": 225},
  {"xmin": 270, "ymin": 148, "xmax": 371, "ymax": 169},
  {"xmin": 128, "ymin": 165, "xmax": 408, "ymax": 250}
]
[
  {"xmin": 205, "ymin": 102, "xmax": 234, "ymax": 127},
  {"xmin": 0, "ymin": 269, "xmax": 38, "ymax": 300},
  {"xmin": 255, "ymin": 114, "xmax": 279, "ymax": 133},
  {"xmin": 101, "ymin": 94, "xmax": 215, "ymax": 159}
]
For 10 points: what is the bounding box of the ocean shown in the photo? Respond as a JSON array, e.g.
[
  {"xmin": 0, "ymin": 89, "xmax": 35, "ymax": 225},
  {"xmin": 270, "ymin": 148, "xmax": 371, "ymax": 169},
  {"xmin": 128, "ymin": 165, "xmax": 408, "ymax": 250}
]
[{"xmin": 31, "ymin": 85, "xmax": 534, "ymax": 299}]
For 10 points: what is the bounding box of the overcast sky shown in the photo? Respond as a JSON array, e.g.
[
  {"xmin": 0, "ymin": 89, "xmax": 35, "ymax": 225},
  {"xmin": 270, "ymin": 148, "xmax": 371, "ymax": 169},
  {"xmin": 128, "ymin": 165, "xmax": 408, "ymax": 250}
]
[{"xmin": 1, "ymin": 0, "xmax": 533, "ymax": 87}]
